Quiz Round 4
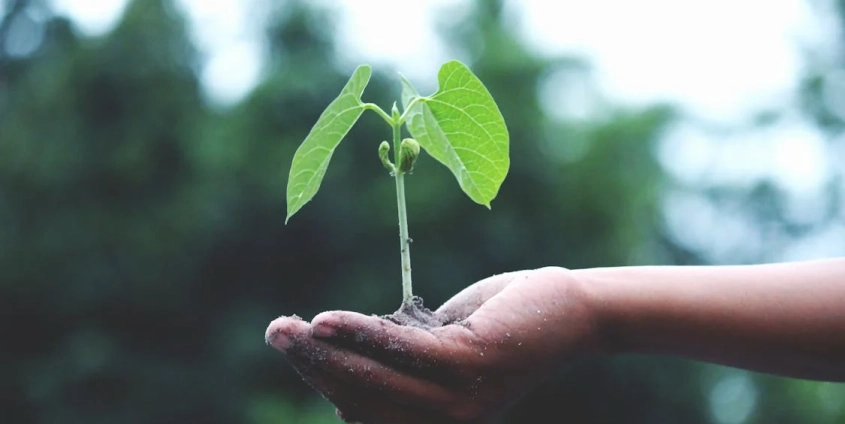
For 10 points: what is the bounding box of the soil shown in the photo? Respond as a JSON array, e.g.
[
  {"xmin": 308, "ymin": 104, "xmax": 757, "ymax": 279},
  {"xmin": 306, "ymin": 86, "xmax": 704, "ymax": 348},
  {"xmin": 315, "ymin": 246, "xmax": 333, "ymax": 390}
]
[{"xmin": 381, "ymin": 295, "xmax": 450, "ymax": 329}]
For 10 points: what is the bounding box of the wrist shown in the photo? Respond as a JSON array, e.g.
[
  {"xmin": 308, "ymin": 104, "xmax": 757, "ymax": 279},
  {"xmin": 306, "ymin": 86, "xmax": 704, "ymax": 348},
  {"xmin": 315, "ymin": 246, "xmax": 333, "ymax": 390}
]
[
  {"xmin": 571, "ymin": 267, "xmax": 632, "ymax": 356},
  {"xmin": 536, "ymin": 267, "xmax": 612, "ymax": 357}
]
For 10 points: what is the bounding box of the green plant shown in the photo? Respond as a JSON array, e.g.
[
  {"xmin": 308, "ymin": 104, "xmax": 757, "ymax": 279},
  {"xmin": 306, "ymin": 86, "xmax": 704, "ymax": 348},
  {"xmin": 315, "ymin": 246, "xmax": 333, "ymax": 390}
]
[{"xmin": 285, "ymin": 60, "xmax": 509, "ymax": 313}]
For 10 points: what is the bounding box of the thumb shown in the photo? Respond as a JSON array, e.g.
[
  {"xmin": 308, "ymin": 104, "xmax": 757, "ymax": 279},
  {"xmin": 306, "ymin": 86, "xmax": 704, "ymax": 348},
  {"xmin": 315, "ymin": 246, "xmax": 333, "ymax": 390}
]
[{"xmin": 436, "ymin": 271, "xmax": 528, "ymax": 323}]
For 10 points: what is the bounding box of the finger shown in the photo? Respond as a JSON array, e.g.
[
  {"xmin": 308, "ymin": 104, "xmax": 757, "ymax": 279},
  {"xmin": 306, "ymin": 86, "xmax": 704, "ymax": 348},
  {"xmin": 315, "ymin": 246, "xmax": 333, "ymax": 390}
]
[
  {"xmin": 466, "ymin": 267, "xmax": 563, "ymax": 333},
  {"xmin": 265, "ymin": 315, "xmax": 311, "ymax": 352},
  {"xmin": 310, "ymin": 311, "xmax": 480, "ymax": 373},
  {"xmin": 436, "ymin": 271, "xmax": 528, "ymax": 322},
  {"xmin": 267, "ymin": 315, "xmax": 454, "ymax": 408},
  {"xmin": 281, "ymin": 334, "xmax": 461, "ymax": 420},
  {"xmin": 461, "ymin": 267, "xmax": 577, "ymax": 350}
]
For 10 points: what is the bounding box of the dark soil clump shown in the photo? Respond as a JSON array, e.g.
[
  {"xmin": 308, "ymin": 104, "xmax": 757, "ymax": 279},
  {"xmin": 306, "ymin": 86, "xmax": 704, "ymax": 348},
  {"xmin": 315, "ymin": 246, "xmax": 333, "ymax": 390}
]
[{"xmin": 382, "ymin": 296, "xmax": 445, "ymax": 329}]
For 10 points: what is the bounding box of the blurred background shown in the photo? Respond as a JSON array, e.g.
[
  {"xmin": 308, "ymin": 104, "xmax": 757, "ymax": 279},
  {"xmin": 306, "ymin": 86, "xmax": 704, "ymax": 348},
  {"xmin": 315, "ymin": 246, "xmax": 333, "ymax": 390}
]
[{"xmin": 1, "ymin": 0, "xmax": 844, "ymax": 422}]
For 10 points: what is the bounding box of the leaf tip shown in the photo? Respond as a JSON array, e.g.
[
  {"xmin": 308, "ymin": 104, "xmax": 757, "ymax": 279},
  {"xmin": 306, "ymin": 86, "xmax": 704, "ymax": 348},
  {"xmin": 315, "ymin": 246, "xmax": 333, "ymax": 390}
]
[
  {"xmin": 440, "ymin": 59, "xmax": 468, "ymax": 73},
  {"xmin": 352, "ymin": 64, "xmax": 373, "ymax": 83},
  {"xmin": 285, "ymin": 199, "xmax": 301, "ymax": 224},
  {"xmin": 399, "ymin": 72, "xmax": 413, "ymax": 87}
]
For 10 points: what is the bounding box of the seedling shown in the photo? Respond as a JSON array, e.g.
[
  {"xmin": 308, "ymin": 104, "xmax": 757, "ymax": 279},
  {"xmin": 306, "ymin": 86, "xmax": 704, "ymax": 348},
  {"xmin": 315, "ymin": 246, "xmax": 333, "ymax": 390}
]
[{"xmin": 285, "ymin": 60, "xmax": 509, "ymax": 325}]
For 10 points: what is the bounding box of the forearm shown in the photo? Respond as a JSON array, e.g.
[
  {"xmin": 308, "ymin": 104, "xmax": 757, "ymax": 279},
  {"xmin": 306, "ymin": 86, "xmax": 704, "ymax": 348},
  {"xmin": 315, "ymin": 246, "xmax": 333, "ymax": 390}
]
[{"xmin": 573, "ymin": 258, "xmax": 845, "ymax": 381}]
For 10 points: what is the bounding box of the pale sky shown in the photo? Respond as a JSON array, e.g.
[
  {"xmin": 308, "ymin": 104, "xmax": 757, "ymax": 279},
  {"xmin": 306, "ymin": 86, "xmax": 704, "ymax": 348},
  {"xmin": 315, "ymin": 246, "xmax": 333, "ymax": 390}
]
[
  {"xmin": 334, "ymin": 0, "xmax": 829, "ymax": 122},
  {"xmin": 45, "ymin": 0, "xmax": 845, "ymax": 262},
  {"xmin": 48, "ymin": 0, "xmax": 834, "ymax": 116}
]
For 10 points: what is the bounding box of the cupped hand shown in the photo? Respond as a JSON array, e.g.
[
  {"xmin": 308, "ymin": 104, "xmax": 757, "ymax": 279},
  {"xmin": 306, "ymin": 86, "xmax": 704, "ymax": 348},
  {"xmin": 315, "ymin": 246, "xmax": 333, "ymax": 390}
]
[{"xmin": 265, "ymin": 267, "xmax": 599, "ymax": 424}]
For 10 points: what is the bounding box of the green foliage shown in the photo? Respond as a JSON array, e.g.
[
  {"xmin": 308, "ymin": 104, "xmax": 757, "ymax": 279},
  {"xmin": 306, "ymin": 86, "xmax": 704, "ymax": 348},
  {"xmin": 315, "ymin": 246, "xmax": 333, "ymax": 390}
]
[
  {"xmin": 286, "ymin": 59, "xmax": 510, "ymax": 224},
  {"xmin": 402, "ymin": 60, "xmax": 510, "ymax": 207},
  {"xmin": 283, "ymin": 59, "xmax": 510, "ymax": 302},
  {"xmin": 285, "ymin": 65, "xmax": 372, "ymax": 222}
]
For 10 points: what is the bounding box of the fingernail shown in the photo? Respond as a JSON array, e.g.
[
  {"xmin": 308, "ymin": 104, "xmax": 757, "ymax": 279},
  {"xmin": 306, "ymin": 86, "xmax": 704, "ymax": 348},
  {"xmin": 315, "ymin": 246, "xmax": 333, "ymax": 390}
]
[
  {"xmin": 266, "ymin": 330, "xmax": 292, "ymax": 351},
  {"xmin": 312, "ymin": 323, "xmax": 336, "ymax": 338}
]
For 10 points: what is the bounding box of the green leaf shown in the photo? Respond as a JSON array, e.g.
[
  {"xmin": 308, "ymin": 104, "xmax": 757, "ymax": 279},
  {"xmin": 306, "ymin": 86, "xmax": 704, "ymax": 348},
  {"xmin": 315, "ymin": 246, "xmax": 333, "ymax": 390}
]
[
  {"xmin": 401, "ymin": 60, "xmax": 509, "ymax": 208},
  {"xmin": 286, "ymin": 65, "xmax": 372, "ymax": 223}
]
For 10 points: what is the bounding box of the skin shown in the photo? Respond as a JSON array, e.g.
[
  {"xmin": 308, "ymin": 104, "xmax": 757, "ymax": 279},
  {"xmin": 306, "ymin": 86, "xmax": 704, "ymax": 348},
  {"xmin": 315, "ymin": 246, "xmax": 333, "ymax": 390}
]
[{"xmin": 265, "ymin": 258, "xmax": 845, "ymax": 424}]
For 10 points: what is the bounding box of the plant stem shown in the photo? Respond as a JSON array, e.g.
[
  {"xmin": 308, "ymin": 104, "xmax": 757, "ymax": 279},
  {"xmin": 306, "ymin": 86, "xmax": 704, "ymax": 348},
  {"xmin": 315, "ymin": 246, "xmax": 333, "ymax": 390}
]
[
  {"xmin": 396, "ymin": 96, "xmax": 425, "ymax": 125},
  {"xmin": 392, "ymin": 122, "xmax": 413, "ymax": 305},
  {"xmin": 362, "ymin": 103, "xmax": 392, "ymax": 124}
]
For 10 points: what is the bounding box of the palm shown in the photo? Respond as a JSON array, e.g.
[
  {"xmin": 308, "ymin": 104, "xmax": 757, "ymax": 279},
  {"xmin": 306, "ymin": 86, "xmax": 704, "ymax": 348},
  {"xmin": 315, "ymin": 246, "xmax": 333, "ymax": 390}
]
[{"xmin": 266, "ymin": 267, "xmax": 592, "ymax": 424}]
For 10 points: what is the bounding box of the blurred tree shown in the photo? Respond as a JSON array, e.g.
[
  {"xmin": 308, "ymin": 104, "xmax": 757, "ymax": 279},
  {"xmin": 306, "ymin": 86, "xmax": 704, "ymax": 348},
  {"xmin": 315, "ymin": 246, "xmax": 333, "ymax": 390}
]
[{"xmin": 1, "ymin": 0, "xmax": 225, "ymax": 421}]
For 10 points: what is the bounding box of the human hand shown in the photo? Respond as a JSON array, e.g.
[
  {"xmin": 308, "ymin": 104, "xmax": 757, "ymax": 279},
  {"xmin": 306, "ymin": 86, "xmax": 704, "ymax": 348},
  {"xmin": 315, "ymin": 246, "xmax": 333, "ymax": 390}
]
[{"xmin": 265, "ymin": 267, "xmax": 599, "ymax": 423}]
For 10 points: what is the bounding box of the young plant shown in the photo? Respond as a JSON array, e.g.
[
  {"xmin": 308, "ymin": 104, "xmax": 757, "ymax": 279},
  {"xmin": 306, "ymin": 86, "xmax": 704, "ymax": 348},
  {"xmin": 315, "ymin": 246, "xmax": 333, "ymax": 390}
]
[{"xmin": 285, "ymin": 60, "xmax": 509, "ymax": 321}]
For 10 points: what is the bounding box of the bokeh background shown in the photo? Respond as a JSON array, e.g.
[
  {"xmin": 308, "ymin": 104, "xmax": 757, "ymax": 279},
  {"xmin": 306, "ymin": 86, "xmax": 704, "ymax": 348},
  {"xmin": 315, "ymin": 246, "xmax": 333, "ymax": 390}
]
[{"xmin": 2, "ymin": 0, "xmax": 844, "ymax": 422}]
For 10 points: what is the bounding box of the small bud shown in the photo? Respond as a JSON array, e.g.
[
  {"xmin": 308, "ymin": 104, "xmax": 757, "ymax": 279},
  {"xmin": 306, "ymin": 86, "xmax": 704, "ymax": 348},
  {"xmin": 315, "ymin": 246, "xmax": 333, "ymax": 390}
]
[
  {"xmin": 378, "ymin": 141, "xmax": 395, "ymax": 173},
  {"xmin": 398, "ymin": 138, "xmax": 420, "ymax": 174},
  {"xmin": 391, "ymin": 102, "xmax": 400, "ymax": 120}
]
